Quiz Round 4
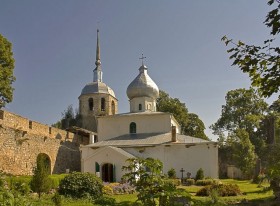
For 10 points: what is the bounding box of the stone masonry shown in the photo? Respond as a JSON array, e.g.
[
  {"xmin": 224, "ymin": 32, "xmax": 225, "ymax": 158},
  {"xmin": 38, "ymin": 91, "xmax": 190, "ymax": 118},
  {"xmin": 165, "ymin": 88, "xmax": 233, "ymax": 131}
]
[{"xmin": 0, "ymin": 110, "xmax": 85, "ymax": 175}]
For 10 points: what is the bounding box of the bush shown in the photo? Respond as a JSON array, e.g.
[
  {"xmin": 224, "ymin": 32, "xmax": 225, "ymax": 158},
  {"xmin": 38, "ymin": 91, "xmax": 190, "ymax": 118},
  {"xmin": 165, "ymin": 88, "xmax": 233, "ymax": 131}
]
[
  {"xmin": 9, "ymin": 178, "xmax": 30, "ymax": 196},
  {"xmin": 164, "ymin": 178, "xmax": 181, "ymax": 186},
  {"xmin": 58, "ymin": 172, "xmax": 103, "ymax": 199},
  {"xmin": 196, "ymin": 179, "xmax": 214, "ymax": 186},
  {"xmin": 94, "ymin": 196, "xmax": 116, "ymax": 206},
  {"xmin": 184, "ymin": 178, "xmax": 195, "ymax": 186},
  {"xmin": 102, "ymin": 185, "xmax": 114, "ymax": 195},
  {"xmin": 195, "ymin": 168, "xmax": 204, "ymax": 181},
  {"xmin": 52, "ymin": 192, "xmax": 62, "ymax": 206},
  {"xmin": 196, "ymin": 183, "xmax": 242, "ymax": 197},
  {"xmin": 103, "ymin": 182, "xmax": 135, "ymax": 195},
  {"xmin": 50, "ymin": 174, "xmax": 67, "ymax": 189},
  {"xmin": 167, "ymin": 168, "xmax": 176, "ymax": 179}
]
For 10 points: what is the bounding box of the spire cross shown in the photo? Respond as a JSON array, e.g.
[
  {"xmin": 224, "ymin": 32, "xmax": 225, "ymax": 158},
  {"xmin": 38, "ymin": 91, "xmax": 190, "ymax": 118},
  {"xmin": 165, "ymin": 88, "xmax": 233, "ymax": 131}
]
[{"xmin": 139, "ymin": 54, "xmax": 146, "ymax": 66}]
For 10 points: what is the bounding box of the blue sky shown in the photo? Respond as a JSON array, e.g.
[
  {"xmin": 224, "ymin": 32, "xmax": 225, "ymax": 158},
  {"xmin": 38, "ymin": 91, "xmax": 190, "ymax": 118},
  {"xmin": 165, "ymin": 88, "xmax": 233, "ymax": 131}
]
[{"xmin": 1, "ymin": 1, "xmax": 278, "ymax": 140}]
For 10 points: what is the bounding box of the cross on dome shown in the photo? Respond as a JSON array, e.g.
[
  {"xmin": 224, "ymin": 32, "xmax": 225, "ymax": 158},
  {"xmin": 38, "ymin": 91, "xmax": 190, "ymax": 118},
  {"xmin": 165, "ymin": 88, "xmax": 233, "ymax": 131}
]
[{"xmin": 139, "ymin": 54, "xmax": 146, "ymax": 66}]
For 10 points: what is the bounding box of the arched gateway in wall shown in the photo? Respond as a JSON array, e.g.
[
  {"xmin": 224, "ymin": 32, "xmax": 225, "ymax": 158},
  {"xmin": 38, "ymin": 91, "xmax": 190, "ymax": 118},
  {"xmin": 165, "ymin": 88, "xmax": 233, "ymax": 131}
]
[{"xmin": 37, "ymin": 153, "xmax": 51, "ymax": 174}]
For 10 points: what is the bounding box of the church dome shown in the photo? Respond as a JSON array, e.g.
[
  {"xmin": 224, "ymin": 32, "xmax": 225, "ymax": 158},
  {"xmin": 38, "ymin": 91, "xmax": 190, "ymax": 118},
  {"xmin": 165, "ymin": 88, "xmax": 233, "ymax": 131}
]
[
  {"xmin": 126, "ymin": 65, "xmax": 159, "ymax": 100},
  {"xmin": 81, "ymin": 82, "xmax": 116, "ymax": 98}
]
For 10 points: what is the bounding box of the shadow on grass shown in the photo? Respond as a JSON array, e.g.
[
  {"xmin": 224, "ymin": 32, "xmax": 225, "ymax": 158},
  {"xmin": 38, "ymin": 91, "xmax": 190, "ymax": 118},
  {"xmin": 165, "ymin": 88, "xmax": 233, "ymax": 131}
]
[
  {"xmin": 243, "ymin": 188, "xmax": 271, "ymax": 195},
  {"xmin": 235, "ymin": 196, "xmax": 279, "ymax": 206}
]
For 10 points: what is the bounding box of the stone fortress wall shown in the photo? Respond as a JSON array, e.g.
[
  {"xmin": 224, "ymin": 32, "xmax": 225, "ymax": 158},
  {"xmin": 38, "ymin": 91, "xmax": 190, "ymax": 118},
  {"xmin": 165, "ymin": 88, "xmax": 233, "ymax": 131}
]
[{"xmin": 0, "ymin": 110, "xmax": 84, "ymax": 175}]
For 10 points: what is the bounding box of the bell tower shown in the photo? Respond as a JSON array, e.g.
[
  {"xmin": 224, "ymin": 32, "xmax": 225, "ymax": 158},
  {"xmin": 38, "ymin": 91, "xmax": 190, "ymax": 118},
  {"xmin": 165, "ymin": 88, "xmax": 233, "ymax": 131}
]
[{"xmin": 78, "ymin": 30, "xmax": 118, "ymax": 132}]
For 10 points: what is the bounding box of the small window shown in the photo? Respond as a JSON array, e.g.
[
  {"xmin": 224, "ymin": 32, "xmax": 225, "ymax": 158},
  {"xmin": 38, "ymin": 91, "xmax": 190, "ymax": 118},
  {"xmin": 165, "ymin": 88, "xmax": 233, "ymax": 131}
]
[
  {"xmin": 29, "ymin": 121, "xmax": 32, "ymax": 129},
  {"xmin": 139, "ymin": 104, "xmax": 142, "ymax": 111},
  {"xmin": 130, "ymin": 122, "xmax": 136, "ymax": 134},
  {"xmin": 88, "ymin": 98, "xmax": 94, "ymax": 111},
  {"xmin": 101, "ymin": 98, "xmax": 106, "ymax": 111}
]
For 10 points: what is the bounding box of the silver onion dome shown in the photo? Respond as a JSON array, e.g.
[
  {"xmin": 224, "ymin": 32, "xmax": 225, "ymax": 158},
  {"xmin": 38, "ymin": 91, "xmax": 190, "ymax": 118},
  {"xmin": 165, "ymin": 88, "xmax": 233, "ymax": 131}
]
[
  {"xmin": 127, "ymin": 65, "xmax": 159, "ymax": 100},
  {"xmin": 81, "ymin": 82, "xmax": 116, "ymax": 98}
]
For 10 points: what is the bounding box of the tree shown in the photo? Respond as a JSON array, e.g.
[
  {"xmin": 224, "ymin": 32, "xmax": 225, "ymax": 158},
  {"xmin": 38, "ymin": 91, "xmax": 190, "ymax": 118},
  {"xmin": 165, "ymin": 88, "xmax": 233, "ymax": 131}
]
[
  {"xmin": 157, "ymin": 90, "xmax": 208, "ymax": 140},
  {"xmin": 211, "ymin": 88, "xmax": 267, "ymax": 178},
  {"xmin": 122, "ymin": 158, "xmax": 188, "ymax": 206},
  {"xmin": 221, "ymin": 0, "xmax": 280, "ymax": 97},
  {"xmin": 122, "ymin": 158, "xmax": 164, "ymax": 206},
  {"xmin": 264, "ymin": 143, "xmax": 280, "ymax": 200},
  {"xmin": 30, "ymin": 155, "xmax": 52, "ymax": 198},
  {"xmin": 230, "ymin": 129, "xmax": 256, "ymax": 178},
  {"xmin": 185, "ymin": 113, "xmax": 208, "ymax": 140},
  {"xmin": 0, "ymin": 34, "xmax": 16, "ymax": 108},
  {"xmin": 52, "ymin": 105, "xmax": 81, "ymax": 129},
  {"xmin": 210, "ymin": 88, "xmax": 268, "ymax": 147}
]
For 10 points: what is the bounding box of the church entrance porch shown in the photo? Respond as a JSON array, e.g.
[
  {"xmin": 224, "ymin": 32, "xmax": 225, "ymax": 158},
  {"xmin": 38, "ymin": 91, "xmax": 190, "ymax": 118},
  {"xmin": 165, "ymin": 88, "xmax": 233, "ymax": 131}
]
[{"xmin": 102, "ymin": 163, "xmax": 114, "ymax": 182}]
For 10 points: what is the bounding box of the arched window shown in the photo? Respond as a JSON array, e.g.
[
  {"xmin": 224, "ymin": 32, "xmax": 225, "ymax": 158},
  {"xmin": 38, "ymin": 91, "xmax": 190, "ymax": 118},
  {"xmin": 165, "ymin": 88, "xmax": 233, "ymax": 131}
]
[
  {"xmin": 111, "ymin": 101, "xmax": 115, "ymax": 115},
  {"xmin": 139, "ymin": 104, "xmax": 142, "ymax": 111},
  {"xmin": 101, "ymin": 98, "xmax": 105, "ymax": 111},
  {"xmin": 88, "ymin": 98, "xmax": 94, "ymax": 111},
  {"xmin": 130, "ymin": 122, "xmax": 136, "ymax": 134}
]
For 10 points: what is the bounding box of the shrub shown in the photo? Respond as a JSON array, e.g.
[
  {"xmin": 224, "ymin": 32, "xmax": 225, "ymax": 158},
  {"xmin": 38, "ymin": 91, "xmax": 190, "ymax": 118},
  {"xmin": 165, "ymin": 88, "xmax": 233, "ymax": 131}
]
[
  {"xmin": 195, "ymin": 168, "xmax": 204, "ymax": 181},
  {"xmin": 50, "ymin": 174, "xmax": 67, "ymax": 189},
  {"xmin": 184, "ymin": 178, "xmax": 195, "ymax": 186},
  {"xmin": 9, "ymin": 178, "xmax": 30, "ymax": 196},
  {"xmin": 195, "ymin": 179, "xmax": 214, "ymax": 186},
  {"xmin": 167, "ymin": 168, "xmax": 176, "ymax": 179},
  {"xmin": 196, "ymin": 183, "xmax": 242, "ymax": 197},
  {"xmin": 52, "ymin": 192, "xmax": 62, "ymax": 206},
  {"xmin": 94, "ymin": 196, "xmax": 116, "ymax": 206},
  {"xmin": 219, "ymin": 184, "xmax": 242, "ymax": 196},
  {"xmin": 102, "ymin": 185, "xmax": 114, "ymax": 195},
  {"xmin": 58, "ymin": 172, "xmax": 103, "ymax": 199},
  {"xmin": 164, "ymin": 178, "xmax": 181, "ymax": 186},
  {"xmin": 30, "ymin": 157, "xmax": 52, "ymax": 198},
  {"xmin": 103, "ymin": 182, "xmax": 135, "ymax": 195},
  {"xmin": 196, "ymin": 185, "xmax": 212, "ymax": 196}
]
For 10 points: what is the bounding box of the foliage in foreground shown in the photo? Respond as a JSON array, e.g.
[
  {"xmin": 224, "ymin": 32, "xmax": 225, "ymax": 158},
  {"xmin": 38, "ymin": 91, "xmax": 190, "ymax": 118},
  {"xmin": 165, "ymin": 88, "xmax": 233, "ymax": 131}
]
[
  {"xmin": 58, "ymin": 172, "xmax": 103, "ymax": 199},
  {"xmin": 122, "ymin": 158, "xmax": 190, "ymax": 206},
  {"xmin": 222, "ymin": 0, "xmax": 280, "ymax": 98}
]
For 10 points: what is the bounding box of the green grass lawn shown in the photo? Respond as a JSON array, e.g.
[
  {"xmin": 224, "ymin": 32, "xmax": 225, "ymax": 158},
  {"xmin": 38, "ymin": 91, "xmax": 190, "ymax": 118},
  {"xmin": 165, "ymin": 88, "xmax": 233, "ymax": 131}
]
[
  {"xmin": 181, "ymin": 179, "xmax": 275, "ymax": 205},
  {"xmin": 6, "ymin": 176, "xmax": 278, "ymax": 206}
]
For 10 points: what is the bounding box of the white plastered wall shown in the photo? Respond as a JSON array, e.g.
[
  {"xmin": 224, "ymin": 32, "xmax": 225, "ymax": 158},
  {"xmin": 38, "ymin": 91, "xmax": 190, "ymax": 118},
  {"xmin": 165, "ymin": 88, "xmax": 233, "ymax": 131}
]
[
  {"xmin": 81, "ymin": 146, "xmax": 134, "ymax": 182},
  {"xmin": 124, "ymin": 143, "xmax": 218, "ymax": 179},
  {"xmin": 98, "ymin": 113, "xmax": 178, "ymax": 141}
]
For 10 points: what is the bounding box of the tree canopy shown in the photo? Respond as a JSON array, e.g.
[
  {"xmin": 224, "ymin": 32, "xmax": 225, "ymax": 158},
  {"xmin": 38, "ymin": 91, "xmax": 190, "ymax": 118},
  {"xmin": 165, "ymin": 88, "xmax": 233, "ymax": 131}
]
[
  {"xmin": 157, "ymin": 90, "xmax": 208, "ymax": 140},
  {"xmin": 221, "ymin": 0, "xmax": 280, "ymax": 97},
  {"xmin": 52, "ymin": 105, "xmax": 81, "ymax": 129},
  {"xmin": 211, "ymin": 88, "xmax": 268, "ymax": 138},
  {"xmin": 211, "ymin": 88, "xmax": 269, "ymax": 177},
  {"xmin": 0, "ymin": 34, "xmax": 15, "ymax": 108}
]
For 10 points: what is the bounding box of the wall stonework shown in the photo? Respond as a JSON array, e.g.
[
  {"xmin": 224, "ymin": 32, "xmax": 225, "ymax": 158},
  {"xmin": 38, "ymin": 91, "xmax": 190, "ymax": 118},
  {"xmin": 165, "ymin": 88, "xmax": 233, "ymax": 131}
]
[
  {"xmin": 79, "ymin": 93, "xmax": 118, "ymax": 132},
  {"xmin": 0, "ymin": 110, "xmax": 82, "ymax": 175}
]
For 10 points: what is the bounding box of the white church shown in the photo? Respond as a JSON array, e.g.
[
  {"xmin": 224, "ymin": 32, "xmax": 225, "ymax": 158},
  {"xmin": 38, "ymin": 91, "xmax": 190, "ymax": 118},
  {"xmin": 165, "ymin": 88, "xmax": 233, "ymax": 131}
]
[{"xmin": 80, "ymin": 30, "xmax": 218, "ymax": 182}]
